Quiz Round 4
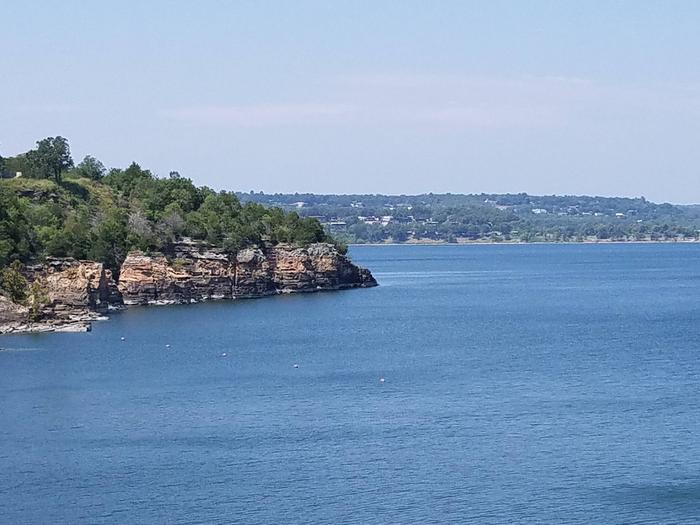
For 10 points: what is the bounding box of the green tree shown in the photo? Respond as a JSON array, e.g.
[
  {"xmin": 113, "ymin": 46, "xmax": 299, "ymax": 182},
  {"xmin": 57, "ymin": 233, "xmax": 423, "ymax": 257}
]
[
  {"xmin": 26, "ymin": 280, "xmax": 49, "ymax": 321},
  {"xmin": 0, "ymin": 188, "xmax": 33, "ymax": 265},
  {"xmin": 103, "ymin": 162, "xmax": 152, "ymax": 197},
  {"xmin": 89, "ymin": 210, "xmax": 129, "ymax": 274},
  {"xmin": 0, "ymin": 260, "xmax": 28, "ymax": 303},
  {"xmin": 3, "ymin": 154, "xmax": 35, "ymax": 178},
  {"xmin": 25, "ymin": 136, "xmax": 74, "ymax": 183},
  {"xmin": 76, "ymin": 155, "xmax": 105, "ymax": 180}
]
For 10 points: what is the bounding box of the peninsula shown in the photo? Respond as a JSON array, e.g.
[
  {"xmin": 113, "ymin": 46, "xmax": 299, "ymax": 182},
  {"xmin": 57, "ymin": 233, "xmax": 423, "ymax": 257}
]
[{"xmin": 0, "ymin": 137, "xmax": 376, "ymax": 334}]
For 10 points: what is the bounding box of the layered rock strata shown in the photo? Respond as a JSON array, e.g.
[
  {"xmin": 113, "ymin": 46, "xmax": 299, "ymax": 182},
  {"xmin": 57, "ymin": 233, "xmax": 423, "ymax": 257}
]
[
  {"xmin": 0, "ymin": 258, "xmax": 120, "ymax": 334},
  {"xmin": 0, "ymin": 242, "xmax": 376, "ymax": 334},
  {"xmin": 117, "ymin": 242, "xmax": 376, "ymax": 305}
]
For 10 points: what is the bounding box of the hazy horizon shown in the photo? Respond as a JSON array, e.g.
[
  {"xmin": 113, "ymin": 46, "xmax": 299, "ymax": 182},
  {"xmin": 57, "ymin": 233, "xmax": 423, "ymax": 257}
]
[
  {"xmin": 2, "ymin": 135, "xmax": 697, "ymax": 205},
  {"xmin": 3, "ymin": 1, "xmax": 700, "ymax": 203},
  {"xmin": 234, "ymin": 189, "xmax": 695, "ymax": 206}
]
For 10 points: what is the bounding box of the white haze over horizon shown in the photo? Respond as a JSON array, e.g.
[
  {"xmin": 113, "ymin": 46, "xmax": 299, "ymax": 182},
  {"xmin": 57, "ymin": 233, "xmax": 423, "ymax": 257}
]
[{"xmin": 2, "ymin": 2, "xmax": 700, "ymax": 204}]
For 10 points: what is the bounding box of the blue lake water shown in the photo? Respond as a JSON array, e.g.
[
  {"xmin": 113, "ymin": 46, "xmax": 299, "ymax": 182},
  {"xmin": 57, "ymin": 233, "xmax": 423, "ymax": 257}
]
[{"xmin": 2, "ymin": 244, "xmax": 700, "ymax": 524}]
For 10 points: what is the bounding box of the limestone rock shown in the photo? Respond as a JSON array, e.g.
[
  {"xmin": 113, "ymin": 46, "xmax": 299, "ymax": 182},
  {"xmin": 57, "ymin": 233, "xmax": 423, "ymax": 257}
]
[
  {"xmin": 38, "ymin": 258, "xmax": 122, "ymax": 313},
  {"xmin": 0, "ymin": 295, "xmax": 29, "ymax": 332},
  {"xmin": 234, "ymin": 248, "xmax": 276, "ymax": 297},
  {"xmin": 117, "ymin": 253, "xmax": 188, "ymax": 305},
  {"xmin": 1, "ymin": 239, "xmax": 376, "ymax": 334},
  {"xmin": 118, "ymin": 250, "xmax": 235, "ymax": 305},
  {"xmin": 117, "ymin": 241, "xmax": 376, "ymax": 305},
  {"xmin": 271, "ymin": 243, "xmax": 377, "ymax": 292}
]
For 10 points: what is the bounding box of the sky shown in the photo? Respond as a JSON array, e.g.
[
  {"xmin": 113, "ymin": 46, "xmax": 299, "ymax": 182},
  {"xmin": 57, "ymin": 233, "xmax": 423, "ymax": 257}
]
[{"xmin": 2, "ymin": 1, "xmax": 700, "ymax": 203}]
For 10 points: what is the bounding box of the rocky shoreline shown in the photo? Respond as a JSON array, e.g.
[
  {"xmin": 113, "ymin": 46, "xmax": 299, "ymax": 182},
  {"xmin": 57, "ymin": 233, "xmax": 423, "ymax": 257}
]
[{"xmin": 0, "ymin": 241, "xmax": 376, "ymax": 335}]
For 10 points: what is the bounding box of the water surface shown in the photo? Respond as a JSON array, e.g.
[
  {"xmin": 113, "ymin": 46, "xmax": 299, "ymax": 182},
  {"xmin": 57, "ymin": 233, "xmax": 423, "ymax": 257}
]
[{"xmin": 2, "ymin": 244, "xmax": 700, "ymax": 524}]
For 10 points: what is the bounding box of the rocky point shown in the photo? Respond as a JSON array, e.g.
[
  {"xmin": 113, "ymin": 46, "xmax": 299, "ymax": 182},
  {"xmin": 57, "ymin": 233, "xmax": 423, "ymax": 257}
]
[{"xmin": 0, "ymin": 240, "xmax": 376, "ymax": 334}]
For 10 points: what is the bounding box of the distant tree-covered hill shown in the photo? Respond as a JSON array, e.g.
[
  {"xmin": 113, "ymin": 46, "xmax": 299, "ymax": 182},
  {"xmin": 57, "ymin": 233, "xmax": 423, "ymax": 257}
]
[{"xmin": 237, "ymin": 192, "xmax": 700, "ymax": 244}]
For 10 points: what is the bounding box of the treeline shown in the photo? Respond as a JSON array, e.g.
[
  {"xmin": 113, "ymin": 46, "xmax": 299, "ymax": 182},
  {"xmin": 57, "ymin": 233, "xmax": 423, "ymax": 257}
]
[
  {"xmin": 0, "ymin": 137, "xmax": 340, "ymax": 275},
  {"xmin": 238, "ymin": 192, "xmax": 700, "ymax": 244}
]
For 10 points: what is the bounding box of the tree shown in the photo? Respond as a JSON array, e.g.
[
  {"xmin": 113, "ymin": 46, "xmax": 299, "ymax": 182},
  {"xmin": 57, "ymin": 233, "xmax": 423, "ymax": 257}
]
[
  {"xmin": 62, "ymin": 209, "xmax": 93, "ymax": 260},
  {"xmin": 25, "ymin": 136, "xmax": 73, "ymax": 183},
  {"xmin": 126, "ymin": 209, "xmax": 154, "ymax": 250},
  {"xmin": 0, "ymin": 188, "xmax": 33, "ymax": 266},
  {"xmin": 0, "ymin": 261, "xmax": 28, "ymax": 303},
  {"xmin": 103, "ymin": 162, "xmax": 152, "ymax": 197},
  {"xmin": 76, "ymin": 155, "xmax": 105, "ymax": 180},
  {"xmin": 26, "ymin": 280, "xmax": 49, "ymax": 321},
  {"xmin": 3, "ymin": 154, "xmax": 34, "ymax": 178},
  {"xmin": 89, "ymin": 210, "xmax": 129, "ymax": 274},
  {"xmin": 160, "ymin": 203, "xmax": 186, "ymax": 242}
]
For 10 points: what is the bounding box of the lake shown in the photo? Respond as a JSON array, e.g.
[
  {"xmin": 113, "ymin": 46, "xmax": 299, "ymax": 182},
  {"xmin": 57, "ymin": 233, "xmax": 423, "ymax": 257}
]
[{"xmin": 2, "ymin": 244, "xmax": 700, "ymax": 524}]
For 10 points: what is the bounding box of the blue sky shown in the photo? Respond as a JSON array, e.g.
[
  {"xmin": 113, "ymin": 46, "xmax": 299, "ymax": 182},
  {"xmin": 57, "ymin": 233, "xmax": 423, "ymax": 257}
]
[{"xmin": 2, "ymin": 1, "xmax": 700, "ymax": 202}]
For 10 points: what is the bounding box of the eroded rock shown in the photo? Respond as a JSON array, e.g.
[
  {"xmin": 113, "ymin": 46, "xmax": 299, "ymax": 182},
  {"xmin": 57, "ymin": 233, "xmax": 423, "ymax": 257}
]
[
  {"xmin": 117, "ymin": 241, "xmax": 376, "ymax": 305},
  {"xmin": 1, "ymin": 240, "xmax": 376, "ymax": 334}
]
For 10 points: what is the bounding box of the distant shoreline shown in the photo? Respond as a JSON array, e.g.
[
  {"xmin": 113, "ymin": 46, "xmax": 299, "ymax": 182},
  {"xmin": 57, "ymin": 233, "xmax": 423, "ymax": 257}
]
[{"xmin": 349, "ymin": 239, "xmax": 700, "ymax": 247}]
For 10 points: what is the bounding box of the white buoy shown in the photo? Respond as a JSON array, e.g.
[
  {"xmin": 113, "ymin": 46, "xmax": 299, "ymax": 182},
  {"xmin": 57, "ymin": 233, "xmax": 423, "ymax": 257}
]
[{"xmin": 221, "ymin": 352, "xmax": 227, "ymax": 357}]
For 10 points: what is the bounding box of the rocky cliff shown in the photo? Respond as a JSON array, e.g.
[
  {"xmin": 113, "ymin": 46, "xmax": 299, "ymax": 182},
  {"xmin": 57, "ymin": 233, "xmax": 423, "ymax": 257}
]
[
  {"xmin": 0, "ymin": 241, "xmax": 376, "ymax": 334},
  {"xmin": 29, "ymin": 258, "xmax": 121, "ymax": 314},
  {"xmin": 117, "ymin": 241, "xmax": 376, "ymax": 305},
  {"xmin": 0, "ymin": 295, "xmax": 29, "ymax": 330},
  {"xmin": 0, "ymin": 258, "xmax": 121, "ymax": 334}
]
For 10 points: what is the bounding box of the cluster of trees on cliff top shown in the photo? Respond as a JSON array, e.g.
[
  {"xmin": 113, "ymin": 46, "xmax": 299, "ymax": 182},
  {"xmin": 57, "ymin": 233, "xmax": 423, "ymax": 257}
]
[{"xmin": 0, "ymin": 137, "xmax": 341, "ymax": 275}]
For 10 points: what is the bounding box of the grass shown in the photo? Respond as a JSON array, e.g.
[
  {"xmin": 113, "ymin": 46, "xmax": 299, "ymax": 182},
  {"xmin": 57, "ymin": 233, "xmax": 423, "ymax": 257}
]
[
  {"xmin": 1, "ymin": 175, "xmax": 118, "ymax": 209},
  {"xmin": 1, "ymin": 177, "xmax": 57, "ymax": 192}
]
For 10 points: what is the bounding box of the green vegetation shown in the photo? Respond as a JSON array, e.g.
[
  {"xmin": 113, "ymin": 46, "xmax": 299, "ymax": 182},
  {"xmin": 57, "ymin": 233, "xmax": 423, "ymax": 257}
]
[
  {"xmin": 0, "ymin": 261, "xmax": 28, "ymax": 303},
  {"xmin": 26, "ymin": 280, "xmax": 49, "ymax": 321},
  {"xmin": 0, "ymin": 137, "xmax": 339, "ymax": 280},
  {"xmin": 0, "ymin": 260, "xmax": 46, "ymax": 320},
  {"xmin": 25, "ymin": 137, "xmax": 73, "ymax": 183},
  {"xmin": 239, "ymin": 192, "xmax": 700, "ymax": 244}
]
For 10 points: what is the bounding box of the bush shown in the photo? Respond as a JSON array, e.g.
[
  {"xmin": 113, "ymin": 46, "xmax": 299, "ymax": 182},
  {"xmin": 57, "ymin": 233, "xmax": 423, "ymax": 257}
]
[{"xmin": 0, "ymin": 260, "xmax": 28, "ymax": 303}]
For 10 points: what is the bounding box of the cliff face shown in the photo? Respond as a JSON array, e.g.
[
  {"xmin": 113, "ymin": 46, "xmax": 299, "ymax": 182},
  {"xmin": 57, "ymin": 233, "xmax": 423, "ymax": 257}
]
[
  {"xmin": 0, "ymin": 258, "xmax": 121, "ymax": 334},
  {"xmin": 0, "ymin": 296, "xmax": 28, "ymax": 326},
  {"xmin": 269, "ymin": 243, "xmax": 376, "ymax": 293},
  {"xmin": 34, "ymin": 258, "xmax": 121, "ymax": 314},
  {"xmin": 0, "ymin": 241, "xmax": 376, "ymax": 334},
  {"xmin": 118, "ymin": 242, "xmax": 376, "ymax": 305}
]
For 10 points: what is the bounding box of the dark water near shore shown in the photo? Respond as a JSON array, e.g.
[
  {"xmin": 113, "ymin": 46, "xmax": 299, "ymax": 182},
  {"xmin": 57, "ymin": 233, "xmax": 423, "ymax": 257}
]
[{"xmin": 2, "ymin": 244, "xmax": 700, "ymax": 524}]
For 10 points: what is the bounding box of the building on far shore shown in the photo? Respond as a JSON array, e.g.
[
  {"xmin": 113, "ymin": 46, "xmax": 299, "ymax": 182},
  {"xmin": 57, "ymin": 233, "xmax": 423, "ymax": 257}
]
[{"xmin": 324, "ymin": 221, "xmax": 347, "ymax": 234}]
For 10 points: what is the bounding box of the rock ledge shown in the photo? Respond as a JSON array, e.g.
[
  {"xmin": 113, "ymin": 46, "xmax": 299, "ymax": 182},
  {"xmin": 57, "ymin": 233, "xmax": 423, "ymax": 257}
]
[{"xmin": 1, "ymin": 241, "xmax": 376, "ymax": 334}]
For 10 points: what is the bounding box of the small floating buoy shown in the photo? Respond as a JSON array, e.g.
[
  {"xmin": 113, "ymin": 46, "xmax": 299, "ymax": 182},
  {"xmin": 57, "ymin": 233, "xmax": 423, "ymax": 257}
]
[
  {"xmin": 293, "ymin": 364, "xmax": 299, "ymax": 368},
  {"xmin": 221, "ymin": 352, "xmax": 227, "ymax": 357}
]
